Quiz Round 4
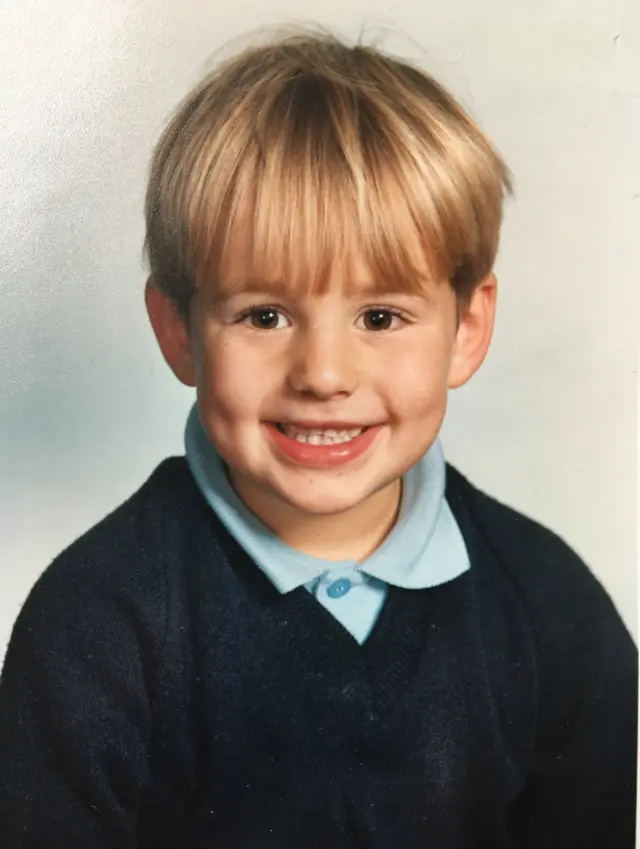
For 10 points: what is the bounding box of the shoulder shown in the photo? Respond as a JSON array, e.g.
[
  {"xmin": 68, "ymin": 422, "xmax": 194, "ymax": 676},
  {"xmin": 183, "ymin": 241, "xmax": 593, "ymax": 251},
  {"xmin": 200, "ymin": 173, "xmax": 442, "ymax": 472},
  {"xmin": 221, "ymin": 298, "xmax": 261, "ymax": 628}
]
[
  {"xmin": 36, "ymin": 457, "xmax": 195, "ymax": 581},
  {"xmin": 446, "ymin": 462, "xmax": 586, "ymax": 581},
  {"xmin": 58, "ymin": 456, "xmax": 199, "ymax": 569},
  {"xmin": 10, "ymin": 458, "xmax": 200, "ymax": 655},
  {"xmin": 445, "ymin": 463, "xmax": 635, "ymax": 653}
]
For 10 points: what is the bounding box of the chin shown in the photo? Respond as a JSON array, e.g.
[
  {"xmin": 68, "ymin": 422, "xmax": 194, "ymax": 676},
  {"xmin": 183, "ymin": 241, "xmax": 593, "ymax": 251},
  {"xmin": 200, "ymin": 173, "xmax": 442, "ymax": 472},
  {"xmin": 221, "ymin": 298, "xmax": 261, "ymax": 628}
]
[
  {"xmin": 272, "ymin": 476, "xmax": 384, "ymax": 517},
  {"xmin": 284, "ymin": 496, "xmax": 366, "ymax": 517}
]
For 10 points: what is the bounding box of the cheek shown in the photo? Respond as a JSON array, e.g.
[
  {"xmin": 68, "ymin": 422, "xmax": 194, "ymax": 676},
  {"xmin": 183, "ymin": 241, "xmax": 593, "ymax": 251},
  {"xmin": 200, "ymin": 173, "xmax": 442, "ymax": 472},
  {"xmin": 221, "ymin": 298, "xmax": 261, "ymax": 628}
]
[
  {"xmin": 379, "ymin": 334, "xmax": 453, "ymax": 419},
  {"xmin": 197, "ymin": 336, "xmax": 275, "ymax": 422}
]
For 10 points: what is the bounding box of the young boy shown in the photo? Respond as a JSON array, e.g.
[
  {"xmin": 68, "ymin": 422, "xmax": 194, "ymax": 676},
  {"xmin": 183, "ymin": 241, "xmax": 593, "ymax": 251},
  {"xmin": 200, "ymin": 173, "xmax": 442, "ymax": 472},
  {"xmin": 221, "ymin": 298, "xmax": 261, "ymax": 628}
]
[{"xmin": 0, "ymin": 30, "xmax": 636, "ymax": 849}]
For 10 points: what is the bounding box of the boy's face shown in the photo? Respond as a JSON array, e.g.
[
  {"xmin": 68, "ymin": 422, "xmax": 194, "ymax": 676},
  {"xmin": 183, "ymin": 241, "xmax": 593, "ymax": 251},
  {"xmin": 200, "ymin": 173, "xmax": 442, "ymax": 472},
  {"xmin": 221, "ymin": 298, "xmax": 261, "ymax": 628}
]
[{"xmin": 147, "ymin": 256, "xmax": 496, "ymax": 521}]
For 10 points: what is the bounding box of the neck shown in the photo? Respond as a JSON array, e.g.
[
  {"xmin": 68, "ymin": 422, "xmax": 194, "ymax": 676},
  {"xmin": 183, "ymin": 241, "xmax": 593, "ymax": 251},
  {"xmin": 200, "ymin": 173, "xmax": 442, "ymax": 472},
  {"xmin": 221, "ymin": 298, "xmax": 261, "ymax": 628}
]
[{"xmin": 228, "ymin": 474, "xmax": 402, "ymax": 563}]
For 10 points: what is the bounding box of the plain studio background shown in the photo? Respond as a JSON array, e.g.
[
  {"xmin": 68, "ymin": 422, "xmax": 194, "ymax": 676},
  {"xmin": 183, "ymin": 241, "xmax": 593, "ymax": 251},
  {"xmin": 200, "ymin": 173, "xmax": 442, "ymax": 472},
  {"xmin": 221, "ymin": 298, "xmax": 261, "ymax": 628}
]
[{"xmin": 0, "ymin": 0, "xmax": 638, "ymax": 660}]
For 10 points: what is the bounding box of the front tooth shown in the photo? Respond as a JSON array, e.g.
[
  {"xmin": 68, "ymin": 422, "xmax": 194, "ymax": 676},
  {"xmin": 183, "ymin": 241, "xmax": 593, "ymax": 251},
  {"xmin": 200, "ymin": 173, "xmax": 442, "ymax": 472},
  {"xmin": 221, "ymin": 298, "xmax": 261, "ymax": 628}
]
[{"xmin": 308, "ymin": 432, "xmax": 323, "ymax": 445}]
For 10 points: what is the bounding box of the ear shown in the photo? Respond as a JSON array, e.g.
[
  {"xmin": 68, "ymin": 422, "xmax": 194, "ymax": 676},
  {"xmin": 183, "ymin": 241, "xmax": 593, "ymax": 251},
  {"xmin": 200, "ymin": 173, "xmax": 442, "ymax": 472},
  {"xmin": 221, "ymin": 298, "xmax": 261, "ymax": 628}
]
[
  {"xmin": 144, "ymin": 278, "xmax": 196, "ymax": 387},
  {"xmin": 448, "ymin": 273, "xmax": 497, "ymax": 389}
]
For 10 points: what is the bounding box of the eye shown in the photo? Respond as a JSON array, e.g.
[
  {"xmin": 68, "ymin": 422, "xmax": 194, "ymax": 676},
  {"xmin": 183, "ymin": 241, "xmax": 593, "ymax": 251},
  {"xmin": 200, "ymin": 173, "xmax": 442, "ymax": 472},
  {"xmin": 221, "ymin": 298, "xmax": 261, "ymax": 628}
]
[
  {"xmin": 240, "ymin": 307, "xmax": 291, "ymax": 330},
  {"xmin": 357, "ymin": 308, "xmax": 406, "ymax": 332}
]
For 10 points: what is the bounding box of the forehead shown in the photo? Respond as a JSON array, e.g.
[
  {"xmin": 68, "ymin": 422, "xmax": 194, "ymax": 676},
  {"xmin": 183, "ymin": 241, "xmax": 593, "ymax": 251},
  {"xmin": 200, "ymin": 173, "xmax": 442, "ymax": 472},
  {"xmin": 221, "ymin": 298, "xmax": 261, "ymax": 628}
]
[
  {"xmin": 209, "ymin": 227, "xmax": 440, "ymax": 302},
  {"xmin": 216, "ymin": 268, "xmax": 422, "ymax": 302}
]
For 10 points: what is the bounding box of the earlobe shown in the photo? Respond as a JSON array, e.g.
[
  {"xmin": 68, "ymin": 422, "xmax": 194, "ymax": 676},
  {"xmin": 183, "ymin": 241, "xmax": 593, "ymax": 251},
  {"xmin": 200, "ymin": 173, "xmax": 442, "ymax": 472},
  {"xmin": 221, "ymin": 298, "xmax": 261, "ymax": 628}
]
[
  {"xmin": 144, "ymin": 278, "xmax": 197, "ymax": 387},
  {"xmin": 448, "ymin": 273, "xmax": 497, "ymax": 390}
]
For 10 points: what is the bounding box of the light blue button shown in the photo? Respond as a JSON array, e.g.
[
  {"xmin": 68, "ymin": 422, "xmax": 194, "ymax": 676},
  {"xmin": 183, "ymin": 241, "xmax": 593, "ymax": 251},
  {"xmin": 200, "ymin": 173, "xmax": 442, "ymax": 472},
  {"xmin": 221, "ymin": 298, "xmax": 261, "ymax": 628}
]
[{"xmin": 327, "ymin": 578, "xmax": 352, "ymax": 599}]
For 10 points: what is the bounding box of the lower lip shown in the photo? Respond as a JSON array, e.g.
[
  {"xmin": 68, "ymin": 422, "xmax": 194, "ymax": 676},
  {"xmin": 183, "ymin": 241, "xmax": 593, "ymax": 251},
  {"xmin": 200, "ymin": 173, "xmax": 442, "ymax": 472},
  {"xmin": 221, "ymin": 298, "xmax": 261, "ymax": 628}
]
[{"xmin": 264, "ymin": 423, "xmax": 382, "ymax": 467}]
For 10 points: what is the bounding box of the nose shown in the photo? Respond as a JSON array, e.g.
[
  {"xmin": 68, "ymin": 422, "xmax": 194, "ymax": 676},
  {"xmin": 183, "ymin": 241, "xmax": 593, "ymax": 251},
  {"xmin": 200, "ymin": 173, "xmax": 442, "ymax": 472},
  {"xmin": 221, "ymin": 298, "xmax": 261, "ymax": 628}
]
[{"xmin": 286, "ymin": 326, "xmax": 357, "ymax": 399}]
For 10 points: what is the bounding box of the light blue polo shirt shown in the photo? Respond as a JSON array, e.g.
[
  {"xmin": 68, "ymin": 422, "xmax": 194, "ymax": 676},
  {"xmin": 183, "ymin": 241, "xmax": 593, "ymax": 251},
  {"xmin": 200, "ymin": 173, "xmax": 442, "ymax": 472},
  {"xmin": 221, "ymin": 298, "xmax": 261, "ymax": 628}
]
[{"xmin": 185, "ymin": 405, "xmax": 469, "ymax": 643}]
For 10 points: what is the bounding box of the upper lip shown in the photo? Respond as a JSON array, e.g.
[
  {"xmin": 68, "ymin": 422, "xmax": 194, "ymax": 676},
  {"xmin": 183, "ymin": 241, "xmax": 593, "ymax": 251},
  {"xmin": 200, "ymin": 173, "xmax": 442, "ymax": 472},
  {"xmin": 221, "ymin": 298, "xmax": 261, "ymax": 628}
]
[{"xmin": 272, "ymin": 421, "xmax": 373, "ymax": 430}]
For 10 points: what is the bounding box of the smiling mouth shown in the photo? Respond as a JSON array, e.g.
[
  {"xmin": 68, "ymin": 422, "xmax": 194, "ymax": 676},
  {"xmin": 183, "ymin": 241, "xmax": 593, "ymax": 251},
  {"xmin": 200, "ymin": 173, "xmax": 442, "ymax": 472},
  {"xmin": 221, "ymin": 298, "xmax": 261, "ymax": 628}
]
[{"xmin": 274, "ymin": 423, "xmax": 369, "ymax": 445}]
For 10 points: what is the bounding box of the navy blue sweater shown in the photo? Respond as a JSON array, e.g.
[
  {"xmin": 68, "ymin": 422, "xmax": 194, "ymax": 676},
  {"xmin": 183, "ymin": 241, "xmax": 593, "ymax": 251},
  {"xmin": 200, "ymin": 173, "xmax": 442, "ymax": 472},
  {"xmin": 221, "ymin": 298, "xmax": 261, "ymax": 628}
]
[{"xmin": 0, "ymin": 459, "xmax": 636, "ymax": 848}]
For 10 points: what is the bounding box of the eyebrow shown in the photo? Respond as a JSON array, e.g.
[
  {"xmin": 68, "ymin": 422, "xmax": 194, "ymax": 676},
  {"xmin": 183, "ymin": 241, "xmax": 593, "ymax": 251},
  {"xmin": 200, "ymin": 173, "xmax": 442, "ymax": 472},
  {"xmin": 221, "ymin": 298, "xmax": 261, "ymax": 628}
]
[
  {"xmin": 216, "ymin": 279, "xmax": 293, "ymax": 300},
  {"xmin": 215, "ymin": 277, "xmax": 431, "ymax": 301}
]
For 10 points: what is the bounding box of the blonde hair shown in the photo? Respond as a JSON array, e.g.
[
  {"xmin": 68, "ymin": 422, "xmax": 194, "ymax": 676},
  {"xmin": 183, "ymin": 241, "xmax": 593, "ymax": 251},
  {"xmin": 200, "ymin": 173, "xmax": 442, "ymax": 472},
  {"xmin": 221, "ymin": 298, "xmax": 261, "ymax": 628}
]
[{"xmin": 145, "ymin": 29, "xmax": 512, "ymax": 317}]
